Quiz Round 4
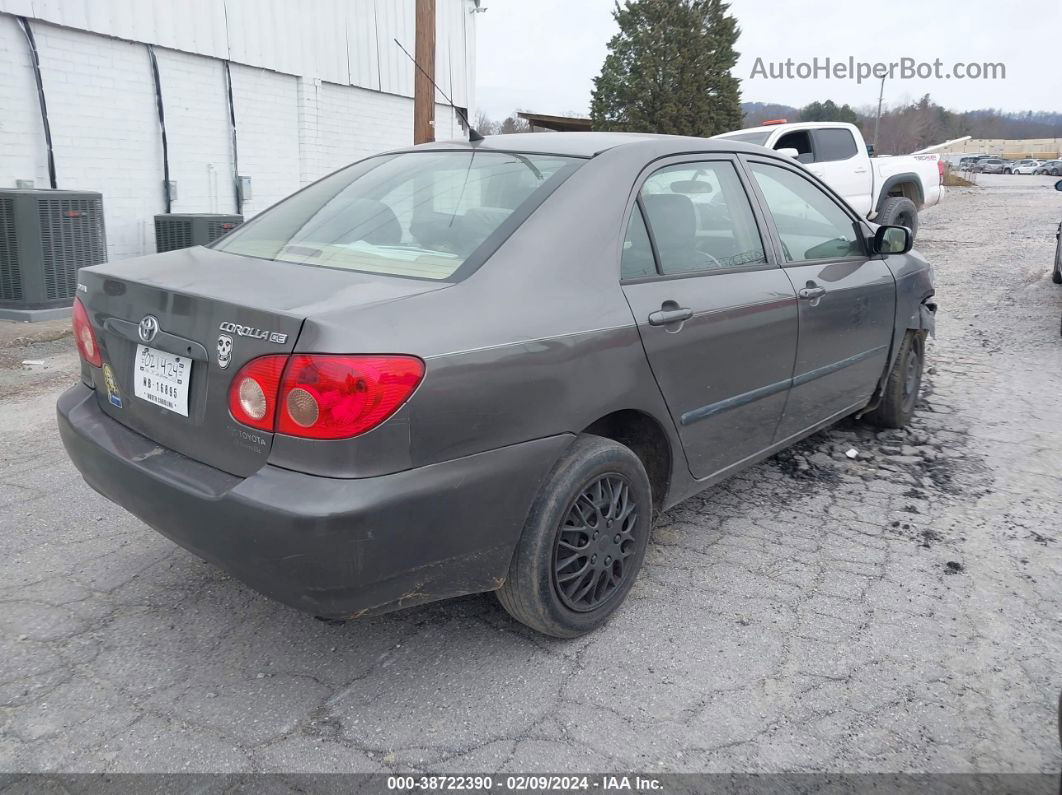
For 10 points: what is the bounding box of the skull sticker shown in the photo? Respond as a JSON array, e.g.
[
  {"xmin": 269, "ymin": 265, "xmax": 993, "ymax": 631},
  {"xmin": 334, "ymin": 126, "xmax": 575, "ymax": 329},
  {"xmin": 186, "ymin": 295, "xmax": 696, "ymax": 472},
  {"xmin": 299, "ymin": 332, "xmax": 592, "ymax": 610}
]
[{"xmin": 216, "ymin": 334, "xmax": 233, "ymax": 369}]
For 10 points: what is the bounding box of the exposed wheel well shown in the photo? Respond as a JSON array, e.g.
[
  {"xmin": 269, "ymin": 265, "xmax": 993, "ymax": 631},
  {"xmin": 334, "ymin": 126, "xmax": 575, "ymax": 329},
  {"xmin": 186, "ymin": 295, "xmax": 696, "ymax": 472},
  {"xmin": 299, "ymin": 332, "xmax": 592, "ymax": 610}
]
[
  {"xmin": 886, "ymin": 181, "xmax": 923, "ymax": 208},
  {"xmin": 582, "ymin": 410, "xmax": 672, "ymax": 514}
]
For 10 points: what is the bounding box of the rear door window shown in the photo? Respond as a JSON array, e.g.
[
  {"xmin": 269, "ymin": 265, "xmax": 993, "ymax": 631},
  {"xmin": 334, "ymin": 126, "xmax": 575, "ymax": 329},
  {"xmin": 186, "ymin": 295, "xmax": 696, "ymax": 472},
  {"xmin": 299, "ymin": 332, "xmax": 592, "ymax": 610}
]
[
  {"xmin": 813, "ymin": 129, "xmax": 859, "ymax": 162},
  {"xmin": 638, "ymin": 161, "xmax": 767, "ymax": 275}
]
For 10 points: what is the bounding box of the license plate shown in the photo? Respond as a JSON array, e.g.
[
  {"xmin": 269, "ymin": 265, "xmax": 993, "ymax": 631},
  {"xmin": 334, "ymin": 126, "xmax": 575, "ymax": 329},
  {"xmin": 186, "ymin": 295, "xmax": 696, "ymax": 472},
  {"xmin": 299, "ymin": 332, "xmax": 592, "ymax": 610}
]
[{"xmin": 134, "ymin": 345, "xmax": 191, "ymax": 417}]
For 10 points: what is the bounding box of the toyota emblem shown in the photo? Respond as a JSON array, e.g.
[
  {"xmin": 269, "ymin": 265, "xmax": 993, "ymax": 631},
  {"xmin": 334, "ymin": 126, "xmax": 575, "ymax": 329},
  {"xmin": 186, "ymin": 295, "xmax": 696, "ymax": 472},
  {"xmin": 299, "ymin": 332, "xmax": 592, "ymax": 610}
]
[{"xmin": 138, "ymin": 315, "xmax": 160, "ymax": 343}]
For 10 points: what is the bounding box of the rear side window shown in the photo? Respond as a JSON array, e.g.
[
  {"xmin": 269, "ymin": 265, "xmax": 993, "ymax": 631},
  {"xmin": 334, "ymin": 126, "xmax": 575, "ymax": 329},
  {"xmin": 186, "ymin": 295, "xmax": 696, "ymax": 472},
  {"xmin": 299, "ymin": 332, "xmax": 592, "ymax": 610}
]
[
  {"xmin": 638, "ymin": 161, "xmax": 766, "ymax": 275},
  {"xmin": 814, "ymin": 129, "xmax": 859, "ymax": 162},
  {"xmin": 621, "ymin": 204, "xmax": 657, "ymax": 279},
  {"xmin": 213, "ymin": 151, "xmax": 582, "ymax": 281}
]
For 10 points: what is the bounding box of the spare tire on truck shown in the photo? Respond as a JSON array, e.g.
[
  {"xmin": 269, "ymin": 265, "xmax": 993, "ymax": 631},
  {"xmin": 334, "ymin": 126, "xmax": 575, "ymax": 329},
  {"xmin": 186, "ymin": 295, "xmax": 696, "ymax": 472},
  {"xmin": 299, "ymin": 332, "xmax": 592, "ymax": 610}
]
[{"xmin": 877, "ymin": 196, "xmax": 920, "ymax": 240}]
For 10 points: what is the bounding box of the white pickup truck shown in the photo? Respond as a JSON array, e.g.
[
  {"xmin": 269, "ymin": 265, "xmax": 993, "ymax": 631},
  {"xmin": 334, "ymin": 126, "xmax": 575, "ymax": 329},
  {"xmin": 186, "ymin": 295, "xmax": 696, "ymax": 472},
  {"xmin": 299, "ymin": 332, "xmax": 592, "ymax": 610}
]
[{"xmin": 714, "ymin": 121, "xmax": 944, "ymax": 237}]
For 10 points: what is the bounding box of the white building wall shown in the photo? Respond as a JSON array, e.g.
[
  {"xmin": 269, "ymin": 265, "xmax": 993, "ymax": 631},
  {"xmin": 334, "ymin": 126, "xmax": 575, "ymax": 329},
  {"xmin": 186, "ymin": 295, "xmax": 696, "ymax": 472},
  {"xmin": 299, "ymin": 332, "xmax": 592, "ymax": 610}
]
[
  {"xmin": 29, "ymin": 23, "xmax": 165, "ymax": 260},
  {"xmin": 155, "ymin": 48, "xmax": 237, "ymax": 216},
  {"xmin": 0, "ymin": 1, "xmax": 476, "ymax": 260},
  {"xmin": 0, "ymin": 0, "xmax": 476, "ymax": 105},
  {"xmin": 0, "ymin": 15, "xmax": 49, "ymax": 188},
  {"xmin": 227, "ymin": 64, "xmax": 301, "ymax": 218}
]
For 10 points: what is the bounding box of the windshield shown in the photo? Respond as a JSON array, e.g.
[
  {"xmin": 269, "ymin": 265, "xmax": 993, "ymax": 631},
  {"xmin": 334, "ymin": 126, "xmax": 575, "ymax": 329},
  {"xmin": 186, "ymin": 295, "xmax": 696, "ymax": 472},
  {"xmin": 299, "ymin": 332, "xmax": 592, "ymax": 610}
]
[
  {"xmin": 213, "ymin": 151, "xmax": 582, "ymax": 281},
  {"xmin": 717, "ymin": 131, "xmax": 773, "ymax": 146}
]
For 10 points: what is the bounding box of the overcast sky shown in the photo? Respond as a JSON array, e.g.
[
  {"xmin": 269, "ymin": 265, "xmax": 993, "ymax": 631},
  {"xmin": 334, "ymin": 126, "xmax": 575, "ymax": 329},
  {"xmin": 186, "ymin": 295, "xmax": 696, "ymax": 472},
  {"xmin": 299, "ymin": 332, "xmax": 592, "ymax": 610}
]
[{"xmin": 475, "ymin": 0, "xmax": 1061, "ymax": 121}]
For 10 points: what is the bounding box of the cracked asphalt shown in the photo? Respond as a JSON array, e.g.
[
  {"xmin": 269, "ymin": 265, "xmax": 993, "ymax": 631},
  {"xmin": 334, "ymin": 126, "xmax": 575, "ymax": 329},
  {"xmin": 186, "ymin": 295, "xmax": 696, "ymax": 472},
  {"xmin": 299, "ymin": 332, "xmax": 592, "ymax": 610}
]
[{"xmin": 0, "ymin": 174, "xmax": 1060, "ymax": 775}]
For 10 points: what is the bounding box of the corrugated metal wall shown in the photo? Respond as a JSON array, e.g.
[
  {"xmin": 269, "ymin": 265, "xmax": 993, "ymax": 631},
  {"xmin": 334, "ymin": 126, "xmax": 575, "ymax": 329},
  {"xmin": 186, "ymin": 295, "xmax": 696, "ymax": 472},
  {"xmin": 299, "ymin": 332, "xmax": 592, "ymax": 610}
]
[{"xmin": 0, "ymin": 0, "xmax": 475, "ymax": 106}]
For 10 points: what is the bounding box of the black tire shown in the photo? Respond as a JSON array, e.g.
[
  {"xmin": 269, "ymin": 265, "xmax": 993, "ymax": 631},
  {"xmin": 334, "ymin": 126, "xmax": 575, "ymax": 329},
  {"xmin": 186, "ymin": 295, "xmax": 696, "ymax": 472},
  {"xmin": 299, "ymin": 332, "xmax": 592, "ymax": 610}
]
[
  {"xmin": 864, "ymin": 331, "xmax": 925, "ymax": 429},
  {"xmin": 496, "ymin": 435, "xmax": 652, "ymax": 638},
  {"xmin": 876, "ymin": 196, "xmax": 920, "ymax": 240}
]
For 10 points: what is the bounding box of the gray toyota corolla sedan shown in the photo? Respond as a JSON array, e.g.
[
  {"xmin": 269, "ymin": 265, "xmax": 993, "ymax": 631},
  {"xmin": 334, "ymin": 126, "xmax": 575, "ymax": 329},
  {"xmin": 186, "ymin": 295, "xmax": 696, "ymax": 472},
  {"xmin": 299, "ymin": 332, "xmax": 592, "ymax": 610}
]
[{"xmin": 58, "ymin": 132, "xmax": 936, "ymax": 637}]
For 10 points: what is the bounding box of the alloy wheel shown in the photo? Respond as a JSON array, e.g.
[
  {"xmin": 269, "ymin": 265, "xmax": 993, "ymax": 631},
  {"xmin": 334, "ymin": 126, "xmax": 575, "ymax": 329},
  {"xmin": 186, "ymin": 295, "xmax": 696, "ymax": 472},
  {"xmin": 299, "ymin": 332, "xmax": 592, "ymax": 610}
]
[{"xmin": 553, "ymin": 474, "xmax": 639, "ymax": 612}]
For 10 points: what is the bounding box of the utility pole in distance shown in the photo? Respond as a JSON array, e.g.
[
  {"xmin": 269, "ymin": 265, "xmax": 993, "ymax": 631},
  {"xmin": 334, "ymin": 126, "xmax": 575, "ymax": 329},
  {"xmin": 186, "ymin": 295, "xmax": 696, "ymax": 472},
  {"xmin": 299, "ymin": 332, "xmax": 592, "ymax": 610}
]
[
  {"xmin": 873, "ymin": 76, "xmax": 885, "ymax": 153},
  {"xmin": 414, "ymin": 0, "xmax": 436, "ymax": 144}
]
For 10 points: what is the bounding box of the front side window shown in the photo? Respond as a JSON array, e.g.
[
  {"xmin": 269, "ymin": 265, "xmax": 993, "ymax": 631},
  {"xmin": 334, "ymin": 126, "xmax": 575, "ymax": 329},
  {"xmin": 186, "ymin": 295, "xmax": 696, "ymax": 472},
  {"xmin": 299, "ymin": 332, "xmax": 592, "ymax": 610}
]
[
  {"xmin": 638, "ymin": 161, "xmax": 767, "ymax": 275},
  {"xmin": 748, "ymin": 163, "xmax": 864, "ymax": 262},
  {"xmin": 213, "ymin": 151, "xmax": 582, "ymax": 280}
]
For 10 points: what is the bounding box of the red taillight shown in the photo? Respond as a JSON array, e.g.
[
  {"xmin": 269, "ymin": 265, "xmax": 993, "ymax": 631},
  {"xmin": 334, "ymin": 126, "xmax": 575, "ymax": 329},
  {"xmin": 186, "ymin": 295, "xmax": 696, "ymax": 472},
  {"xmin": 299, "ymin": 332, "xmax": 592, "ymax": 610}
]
[
  {"xmin": 227, "ymin": 355, "xmax": 287, "ymax": 431},
  {"xmin": 72, "ymin": 297, "xmax": 101, "ymax": 367},
  {"xmin": 227, "ymin": 354, "xmax": 424, "ymax": 439},
  {"xmin": 276, "ymin": 355, "xmax": 424, "ymax": 439},
  {"xmin": 938, "ymin": 159, "xmax": 945, "ymax": 183}
]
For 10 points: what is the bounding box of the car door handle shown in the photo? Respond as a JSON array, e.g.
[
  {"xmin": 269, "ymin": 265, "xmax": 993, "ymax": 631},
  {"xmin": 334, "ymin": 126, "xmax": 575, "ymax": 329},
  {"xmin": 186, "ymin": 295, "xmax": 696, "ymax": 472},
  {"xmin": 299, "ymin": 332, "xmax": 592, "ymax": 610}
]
[
  {"xmin": 798, "ymin": 286, "xmax": 826, "ymax": 300},
  {"xmin": 648, "ymin": 307, "xmax": 693, "ymax": 326}
]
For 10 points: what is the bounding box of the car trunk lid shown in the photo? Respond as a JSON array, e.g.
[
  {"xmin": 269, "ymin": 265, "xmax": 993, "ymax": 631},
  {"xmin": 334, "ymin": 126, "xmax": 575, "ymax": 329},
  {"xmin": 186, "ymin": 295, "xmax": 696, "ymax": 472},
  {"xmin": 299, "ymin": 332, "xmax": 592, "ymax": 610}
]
[{"xmin": 78, "ymin": 246, "xmax": 447, "ymax": 477}]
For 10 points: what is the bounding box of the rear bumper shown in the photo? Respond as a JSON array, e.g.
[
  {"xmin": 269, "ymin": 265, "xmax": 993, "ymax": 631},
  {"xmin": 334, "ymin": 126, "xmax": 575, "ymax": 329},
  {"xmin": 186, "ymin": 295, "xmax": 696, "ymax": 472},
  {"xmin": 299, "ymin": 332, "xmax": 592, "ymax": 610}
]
[{"xmin": 57, "ymin": 384, "xmax": 572, "ymax": 618}]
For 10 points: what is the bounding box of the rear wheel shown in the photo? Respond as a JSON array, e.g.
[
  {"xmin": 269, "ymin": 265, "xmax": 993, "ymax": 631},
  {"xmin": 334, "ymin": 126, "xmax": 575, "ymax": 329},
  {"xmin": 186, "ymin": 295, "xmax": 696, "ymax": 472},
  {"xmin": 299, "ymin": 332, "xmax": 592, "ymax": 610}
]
[
  {"xmin": 864, "ymin": 331, "xmax": 924, "ymax": 429},
  {"xmin": 496, "ymin": 435, "xmax": 652, "ymax": 638},
  {"xmin": 876, "ymin": 196, "xmax": 920, "ymax": 240}
]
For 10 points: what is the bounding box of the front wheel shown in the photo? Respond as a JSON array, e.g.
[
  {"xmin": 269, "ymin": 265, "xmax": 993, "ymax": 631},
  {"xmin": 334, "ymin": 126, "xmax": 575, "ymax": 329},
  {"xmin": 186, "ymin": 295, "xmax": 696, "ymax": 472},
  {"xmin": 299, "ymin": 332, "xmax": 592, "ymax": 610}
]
[
  {"xmin": 863, "ymin": 331, "xmax": 925, "ymax": 429},
  {"xmin": 876, "ymin": 196, "xmax": 920, "ymax": 240},
  {"xmin": 496, "ymin": 435, "xmax": 652, "ymax": 638}
]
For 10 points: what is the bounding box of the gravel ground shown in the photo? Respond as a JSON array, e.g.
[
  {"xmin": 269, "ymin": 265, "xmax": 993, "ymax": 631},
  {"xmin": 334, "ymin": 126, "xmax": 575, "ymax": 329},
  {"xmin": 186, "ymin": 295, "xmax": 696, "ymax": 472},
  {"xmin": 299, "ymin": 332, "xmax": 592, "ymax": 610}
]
[{"xmin": 0, "ymin": 174, "xmax": 1060, "ymax": 775}]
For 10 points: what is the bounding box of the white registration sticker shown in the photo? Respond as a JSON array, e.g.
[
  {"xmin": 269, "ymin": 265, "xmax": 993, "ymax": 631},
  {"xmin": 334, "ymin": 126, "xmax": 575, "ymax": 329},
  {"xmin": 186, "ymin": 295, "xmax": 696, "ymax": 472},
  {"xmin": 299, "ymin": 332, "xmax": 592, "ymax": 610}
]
[{"xmin": 133, "ymin": 345, "xmax": 191, "ymax": 417}]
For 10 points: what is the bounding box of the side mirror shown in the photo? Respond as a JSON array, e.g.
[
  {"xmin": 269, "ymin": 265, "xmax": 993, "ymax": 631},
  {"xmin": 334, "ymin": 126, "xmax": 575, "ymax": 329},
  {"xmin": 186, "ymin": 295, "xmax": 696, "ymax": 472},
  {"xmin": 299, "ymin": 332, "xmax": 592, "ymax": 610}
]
[
  {"xmin": 796, "ymin": 153, "xmax": 814, "ymax": 164},
  {"xmin": 777, "ymin": 147, "xmax": 799, "ymax": 159},
  {"xmin": 866, "ymin": 144, "xmax": 876, "ymax": 158},
  {"xmin": 874, "ymin": 225, "xmax": 912, "ymax": 255},
  {"xmin": 1055, "ymin": 179, "xmax": 1062, "ymax": 192}
]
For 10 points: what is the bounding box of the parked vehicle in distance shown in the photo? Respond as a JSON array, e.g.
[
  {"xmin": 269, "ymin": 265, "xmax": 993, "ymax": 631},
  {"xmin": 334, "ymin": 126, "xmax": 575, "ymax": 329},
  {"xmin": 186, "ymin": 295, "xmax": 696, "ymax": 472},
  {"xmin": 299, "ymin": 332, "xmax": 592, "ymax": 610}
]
[
  {"xmin": 958, "ymin": 155, "xmax": 986, "ymax": 170},
  {"xmin": 1053, "ymin": 179, "xmax": 1062, "ymax": 282},
  {"xmin": 1054, "ymin": 180, "xmax": 1062, "ymax": 336},
  {"xmin": 713, "ymin": 121, "xmax": 943, "ymax": 238},
  {"xmin": 58, "ymin": 133, "xmax": 937, "ymax": 637},
  {"xmin": 972, "ymin": 158, "xmax": 1007, "ymax": 174},
  {"xmin": 1008, "ymin": 159, "xmax": 1045, "ymax": 175},
  {"xmin": 1036, "ymin": 160, "xmax": 1062, "ymax": 176}
]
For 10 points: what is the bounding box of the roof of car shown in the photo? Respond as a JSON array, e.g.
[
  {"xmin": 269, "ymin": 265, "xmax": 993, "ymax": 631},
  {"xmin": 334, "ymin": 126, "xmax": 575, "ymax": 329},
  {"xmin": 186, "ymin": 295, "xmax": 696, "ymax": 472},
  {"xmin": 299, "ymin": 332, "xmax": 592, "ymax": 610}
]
[{"xmin": 414, "ymin": 131, "xmax": 774, "ymax": 159}]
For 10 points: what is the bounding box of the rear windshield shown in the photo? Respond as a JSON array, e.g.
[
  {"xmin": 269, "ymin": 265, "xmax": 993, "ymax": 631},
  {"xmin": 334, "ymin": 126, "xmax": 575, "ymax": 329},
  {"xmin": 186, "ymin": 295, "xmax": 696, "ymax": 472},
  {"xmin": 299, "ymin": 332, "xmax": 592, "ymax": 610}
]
[
  {"xmin": 213, "ymin": 150, "xmax": 582, "ymax": 280},
  {"xmin": 716, "ymin": 131, "xmax": 773, "ymax": 146}
]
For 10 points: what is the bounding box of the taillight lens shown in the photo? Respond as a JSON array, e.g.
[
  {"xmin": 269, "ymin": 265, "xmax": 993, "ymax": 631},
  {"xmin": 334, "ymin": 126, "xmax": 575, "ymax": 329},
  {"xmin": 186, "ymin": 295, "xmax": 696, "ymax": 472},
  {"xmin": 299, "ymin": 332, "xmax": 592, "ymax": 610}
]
[
  {"xmin": 72, "ymin": 297, "xmax": 102, "ymax": 367},
  {"xmin": 276, "ymin": 355, "xmax": 424, "ymax": 439},
  {"xmin": 227, "ymin": 355, "xmax": 287, "ymax": 431},
  {"xmin": 938, "ymin": 159, "xmax": 945, "ymax": 183},
  {"xmin": 227, "ymin": 354, "xmax": 424, "ymax": 439}
]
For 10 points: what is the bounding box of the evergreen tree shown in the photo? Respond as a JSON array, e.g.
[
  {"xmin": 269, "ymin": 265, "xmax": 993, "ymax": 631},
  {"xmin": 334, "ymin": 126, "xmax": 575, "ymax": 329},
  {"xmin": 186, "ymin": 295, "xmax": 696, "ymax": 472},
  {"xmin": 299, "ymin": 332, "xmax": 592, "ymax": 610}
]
[
  {"xmin": 590, "ymin": 0, "xmax": 743, "ymax": 137},
  {"xmin": 799, "ymin": 99, "xmax": 858, "ymax": 124}
]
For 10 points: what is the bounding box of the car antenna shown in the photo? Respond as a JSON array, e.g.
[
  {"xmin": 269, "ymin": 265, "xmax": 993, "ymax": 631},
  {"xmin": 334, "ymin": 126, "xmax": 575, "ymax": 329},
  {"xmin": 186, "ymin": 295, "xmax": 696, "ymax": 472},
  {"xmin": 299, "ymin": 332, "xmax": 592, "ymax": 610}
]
[{"xmin": 393, "ymin": 38, "xmax": 483, "ymax": 143}]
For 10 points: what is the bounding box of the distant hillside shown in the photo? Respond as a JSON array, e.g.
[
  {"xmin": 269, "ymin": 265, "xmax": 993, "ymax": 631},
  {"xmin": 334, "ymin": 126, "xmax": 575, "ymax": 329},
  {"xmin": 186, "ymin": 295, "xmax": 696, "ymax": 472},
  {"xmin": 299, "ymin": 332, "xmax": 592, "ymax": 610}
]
[{"xmin": 740, "ymin": 102, "xmax": 799, "ymax": 127}]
